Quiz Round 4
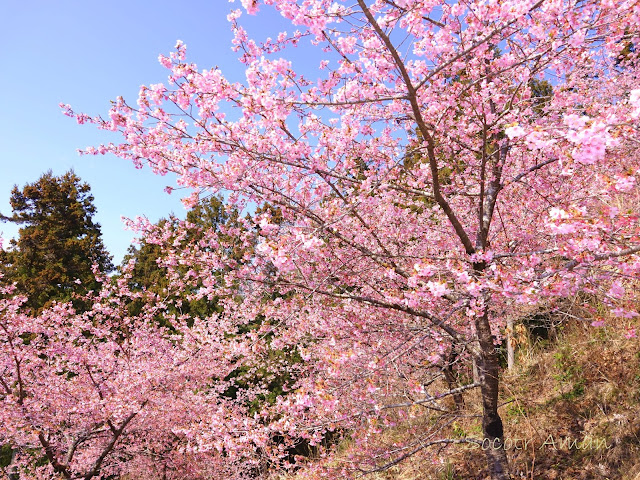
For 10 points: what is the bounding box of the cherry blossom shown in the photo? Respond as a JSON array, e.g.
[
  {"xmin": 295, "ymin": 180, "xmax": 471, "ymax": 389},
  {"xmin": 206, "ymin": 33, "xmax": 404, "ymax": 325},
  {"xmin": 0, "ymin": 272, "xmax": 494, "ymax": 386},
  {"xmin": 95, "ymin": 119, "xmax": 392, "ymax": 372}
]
[{"xmin": 35, "ymin": 0, "xmax": 640, "ymax": 478}]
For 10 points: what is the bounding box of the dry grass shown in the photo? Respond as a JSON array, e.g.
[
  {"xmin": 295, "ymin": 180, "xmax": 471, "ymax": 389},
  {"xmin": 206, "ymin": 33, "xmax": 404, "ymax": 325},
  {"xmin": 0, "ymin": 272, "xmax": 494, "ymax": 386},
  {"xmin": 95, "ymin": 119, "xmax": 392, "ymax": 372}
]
[{"xmin": 502, "ymin": 316, "xmax": 640, "ymax": 480}]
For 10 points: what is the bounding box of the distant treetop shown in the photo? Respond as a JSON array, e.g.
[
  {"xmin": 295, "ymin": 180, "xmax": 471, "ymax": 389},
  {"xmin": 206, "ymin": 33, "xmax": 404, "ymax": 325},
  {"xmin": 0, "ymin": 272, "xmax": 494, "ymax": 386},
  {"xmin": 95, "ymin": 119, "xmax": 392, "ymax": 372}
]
[{"xmin": 0, "ymin": 170, "xmax": 112, "ymax": 312}]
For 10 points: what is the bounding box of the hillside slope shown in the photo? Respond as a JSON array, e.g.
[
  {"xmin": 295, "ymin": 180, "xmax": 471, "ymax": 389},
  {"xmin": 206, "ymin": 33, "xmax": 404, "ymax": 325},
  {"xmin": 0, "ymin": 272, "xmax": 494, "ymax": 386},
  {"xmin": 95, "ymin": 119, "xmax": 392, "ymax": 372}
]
[{"xmin": 281, "ymin": 313, "xmax": 640, "ymax": 480}]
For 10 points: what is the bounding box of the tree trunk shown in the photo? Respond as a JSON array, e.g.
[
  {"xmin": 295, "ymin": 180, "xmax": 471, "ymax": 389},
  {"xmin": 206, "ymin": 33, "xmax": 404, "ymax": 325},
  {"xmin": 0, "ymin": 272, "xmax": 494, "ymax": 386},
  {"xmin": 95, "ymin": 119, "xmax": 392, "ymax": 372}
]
[
  {"xmin": 8, "ymin": 447, "xmax": 20, "ymax": 480},
  {"xmin": 506, "ymin": 318, "xmax": 515, "ymax": 370},
  {"xmin": 475, "ymin": 311, "xmax": 511, "ymax": 480},
  {"xmin": 443, "ymin": 348, "xmax": 465, "ymax": 410},
  {"xmin": 472, "ymin": 356, "xmax": 480, "ymax": 383}
]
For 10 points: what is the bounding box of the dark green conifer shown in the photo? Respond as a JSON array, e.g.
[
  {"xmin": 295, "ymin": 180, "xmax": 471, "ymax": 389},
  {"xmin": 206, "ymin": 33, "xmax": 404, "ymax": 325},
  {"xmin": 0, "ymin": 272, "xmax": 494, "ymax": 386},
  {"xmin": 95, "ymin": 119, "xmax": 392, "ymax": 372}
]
[{"xmin": 0, "ymin": 170, "xmax": 113, "ymax": 313}]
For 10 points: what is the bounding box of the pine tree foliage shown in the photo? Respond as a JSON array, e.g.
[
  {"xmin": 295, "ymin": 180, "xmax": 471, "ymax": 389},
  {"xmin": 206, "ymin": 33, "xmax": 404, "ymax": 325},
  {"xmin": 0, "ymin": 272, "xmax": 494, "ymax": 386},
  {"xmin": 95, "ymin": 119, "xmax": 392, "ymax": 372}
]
[
  {"xmin": 0, "ymin": 170, "xmax": 112, "ymax": 312},
  {"xmin": 121, "ymin": 195, "xmax": 245, "ymax": 320}
]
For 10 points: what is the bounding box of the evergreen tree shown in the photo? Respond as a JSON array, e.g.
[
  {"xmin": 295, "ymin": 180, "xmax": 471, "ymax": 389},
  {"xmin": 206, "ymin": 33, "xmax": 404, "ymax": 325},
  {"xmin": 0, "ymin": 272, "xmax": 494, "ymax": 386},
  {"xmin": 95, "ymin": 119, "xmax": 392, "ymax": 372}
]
[
  {"xmin": 0, "ymin": 170, "xmax": 113, "ymax": 312},
  {"xmin": 122, "ymin": 195, "xmax": 245, "ymax": 320}
]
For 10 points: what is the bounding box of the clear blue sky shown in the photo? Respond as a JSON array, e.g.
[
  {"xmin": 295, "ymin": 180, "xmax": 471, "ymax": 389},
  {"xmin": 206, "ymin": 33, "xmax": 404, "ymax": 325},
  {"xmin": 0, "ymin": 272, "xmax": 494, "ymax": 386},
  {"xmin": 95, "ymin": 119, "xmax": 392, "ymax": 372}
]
[{"xmin": 0, "ymin": 0, "xmax": 299, "ymax": 265}]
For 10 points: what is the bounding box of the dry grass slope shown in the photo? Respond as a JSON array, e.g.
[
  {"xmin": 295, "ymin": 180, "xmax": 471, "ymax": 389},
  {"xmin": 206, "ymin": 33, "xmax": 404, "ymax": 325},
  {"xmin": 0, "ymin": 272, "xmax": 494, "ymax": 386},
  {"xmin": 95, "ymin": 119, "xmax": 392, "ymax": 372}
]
[{"xmin": 280, "ymin": 306, "xmax": 640, "ymax": 480}]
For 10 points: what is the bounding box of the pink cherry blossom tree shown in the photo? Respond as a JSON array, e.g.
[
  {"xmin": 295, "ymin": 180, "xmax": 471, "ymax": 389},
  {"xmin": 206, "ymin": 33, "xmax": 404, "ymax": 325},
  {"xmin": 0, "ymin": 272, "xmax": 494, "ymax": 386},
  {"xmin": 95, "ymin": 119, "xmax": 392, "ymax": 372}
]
[
  {"xmin": 53, "ymin": 0, "xmax": 640, "ymax": 478},
  {"xmin": 0, "ymin": 268, "xmax": 296, "ymax": 480}
]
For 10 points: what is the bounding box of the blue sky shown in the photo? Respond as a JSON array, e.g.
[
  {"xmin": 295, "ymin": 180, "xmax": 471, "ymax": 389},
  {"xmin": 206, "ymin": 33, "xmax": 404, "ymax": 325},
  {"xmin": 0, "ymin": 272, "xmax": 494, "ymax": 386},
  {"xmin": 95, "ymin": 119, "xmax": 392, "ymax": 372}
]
[{"xmin": 0, "ymin": 0, "xmax": 299, "ymax": 265}]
